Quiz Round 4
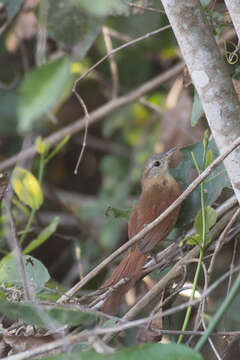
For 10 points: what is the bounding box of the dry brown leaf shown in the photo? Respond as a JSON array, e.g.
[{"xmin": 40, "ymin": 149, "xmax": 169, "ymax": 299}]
[{"xmin": 3, "ymin": 334, "xmax": 56, "ymax": 354}]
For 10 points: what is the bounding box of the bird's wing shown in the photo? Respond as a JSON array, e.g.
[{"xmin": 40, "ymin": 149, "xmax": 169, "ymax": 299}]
[{"xmin": 128, "ymin": 197, "xmax": 179, "ymax": 254}]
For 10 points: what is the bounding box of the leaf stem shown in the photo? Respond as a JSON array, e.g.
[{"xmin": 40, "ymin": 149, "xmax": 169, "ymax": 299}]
[
  {"xmin": 19, "ymin": 209, "xmax": 35, "ymax": 245},
  {"xmin": 38, "ymin": 153, "xmax": 45, "ymax": 185},
  {"xmin": 20, "ymin": 150, "xmax": 45, "ymax": 246},
  {"xmin": 178, "ymin": 140, "xmax": 208, "ymax": 344}
]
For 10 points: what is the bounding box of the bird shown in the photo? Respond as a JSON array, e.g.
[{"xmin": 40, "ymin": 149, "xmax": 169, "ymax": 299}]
[{"xmin": 101, "ymin": 148, "xmax": 181, "ymax": 315}]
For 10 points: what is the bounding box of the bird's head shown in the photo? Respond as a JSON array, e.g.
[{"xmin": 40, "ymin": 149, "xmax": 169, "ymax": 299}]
[{"xmin": 141, "ymin": 148, "xmax": 176, "ymax": 189}]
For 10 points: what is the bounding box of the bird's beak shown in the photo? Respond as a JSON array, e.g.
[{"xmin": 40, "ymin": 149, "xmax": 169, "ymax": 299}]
[{"xmin": 165, "ymin": 147, "xmax": 177, "ymax": 160}]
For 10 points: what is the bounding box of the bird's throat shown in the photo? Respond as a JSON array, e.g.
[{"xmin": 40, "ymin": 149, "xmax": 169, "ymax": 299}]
[{"xmin": 142, "ymin": 171, "xmax": 178, "ymax": 193}]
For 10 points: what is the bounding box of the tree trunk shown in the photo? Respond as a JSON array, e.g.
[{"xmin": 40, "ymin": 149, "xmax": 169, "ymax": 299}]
[{"xmin": 161, "ymin": 0, "xmax": 240, "ymax": 203}]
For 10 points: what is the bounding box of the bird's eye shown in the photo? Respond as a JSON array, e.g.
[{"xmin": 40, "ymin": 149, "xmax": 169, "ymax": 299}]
[{"xmin": 153, "ymin": 160, "xmax": 161, "ymax": 167}]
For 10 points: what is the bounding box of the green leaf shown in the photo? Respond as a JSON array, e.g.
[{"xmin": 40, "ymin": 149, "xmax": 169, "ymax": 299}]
[
  {"xmin": 194, "ymin": 210, "xmax": 204, "ymax": 235},
  {"xmin": 206, "ymin": 206, "xmax": 217, "ymax": 230},
  {"xmin": 225, "ymin": 294, "xmax": 240, "ymax": 330},
  {"xmin": 172, "ymin": 140, "xmax": 230, "ymax": 225},
  {"xmin": 200, "ymin": 0, "xmax": 211, "ymax": 7},
  {"xmin": 0, "ymin": 298, "xmax": 96, "ymax": 328},
  {"xmin": 194, "ymin": 206, "xmax": 217, "ymax": 235},
  {"xmin": 205, "ymin": 149, "xmax": 213, "ymax": 168},
  {"xmin": 38, "ymin": 280, "xmax": 66, "ymax": 302},
  {"xmin": 105, "ymin": 206, "xmax": 131, "ymax": 220},
  {"xmin": 18, "ymin": 58, "xmax": 71, "ymax": 132},
  {"xmin": 73, "ymin": 0, "xmax": 129, "ymax": 16},
  {"xmin": 11, "ymin": 167, "xmax": 43, "ymax": 210},
  {"xmin": 43, "ymin": 343, "xmax": 203, "ymax": 360},
  {"xmin": 185, "ymin": 234, "xmax": 203, "ymax": 246},
  {"xmin": 23, "ymin": 217, "xmax": 59, "ymax": 255},
  {"xmin": 0, "ymin": 255, "xmax": 50, "ymax": 292},
  {"xmin": 191, "ymin": 89, "xmax": 204, "ymax": 126},
  {"xmin": 2, "ymin": 0, "xmax": 23, "ymax": 22},
  {"xmin": 0, "ymin": 90, "xmax": 18, "ymax": 133},
  {"xmin": 48, "ymin": 1, "xmax": 104, "ymax": 57}
]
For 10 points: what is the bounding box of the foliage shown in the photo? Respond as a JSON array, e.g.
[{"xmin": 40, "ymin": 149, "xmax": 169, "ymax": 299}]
[
  {"xmin": 0, "ymin": 298, "xmax": 97, "ymax": 328},
  {"xmin": 0, "ymin": 0, "xmax": 239, "ymax": 358},
  {"xmin": 2, "ymin": 0, "xmax": 23, "ymax": 22},
  {"xmin": 44, "ymin": 343, "xmax": 203, "ymax": 360},
  {"xmin": 18, "ymin": 58, "xmax": 72, "ymax": 132},
  {"xmin": 11, "ymin": 167, "xmax": 43, "ymax": 210},
  {"xmin": 0, "ymin": 254, "xmax": 50, "ymax": 294},
  {"xmin": 172, "ymin": 140, "xmax": 230, "ymax": 225},
  {"xmin": 48, "ymin": 0, "xmax": 105, "ymax": 54},
  {"xmin": 23, "ymin": 217, "xmax": 59, "ymax": 255},
  {"xmin": 186, "ymin": 206, "xmax": 217, "ymax": 246}
]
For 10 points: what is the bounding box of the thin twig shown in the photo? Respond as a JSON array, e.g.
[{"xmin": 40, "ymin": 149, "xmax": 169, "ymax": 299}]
[
  {"xmin": 117, "ymin": 209, "xmax": 238, "ymax": 325},
  {"xmin": 57, "ymin": 135, "xmax": 240, "ymax": 304},
  {"xmin": 0, "ymin": 62, "xmax": 184, "ymax": 173},
  {"xmin": 180, "ymin": 259, "xmax": 208, "ymax": 336},
  {"xmin": 5, "ymin": 197, "xmax": 30, "ymax": 301},
  {"xmin": 106, "ymin": 28, "xmax": 132, "ymax": 42},
  {"xmin": 72, "ymin": 93, "xmax": 89, "ymax": 175},
  {"xmin": 99, "ymin": 205, "xmax": 237, "ymax": 339},
  {"xmin": 6, "ymin": 265, "xmax": 240, "ymax": 360},
  {"xmin": 102, "ymin": 265, "xmax": 240, "ymax": 343},
  {"xmin": 124, "ymin": 1, "xmax": 166, "ymax": 14},
  {"xmin": 89, "ymin": 278, "xmax": 130, "ymax": 309},
  {"xmin": 226, "ymin": 236, "xmax": 239, "ymax": 297},
  {"xmin": 201, "ymin": 317, "xmax": 222, "ymax": 360},
  {"xmin": 149, "ymin": 329, "xmax": 240, "ymax": 336},
  {"xmin": 36, "ymin": 0, "xmax": 48, "ymax": 66},
  {"xmin": 208, "ymin": 207, "xmax": 240, "ymax": 280},
  {"xmin": 73, "ymin": 25, "xmax": 171, "ymax": 85},
  {"xmin": 102, "ymin": 26, "xmax": 119, "ymax": 98},
  {"xmin": 140, "ymin": 97, "xmax": 164, "ymax": 116}
]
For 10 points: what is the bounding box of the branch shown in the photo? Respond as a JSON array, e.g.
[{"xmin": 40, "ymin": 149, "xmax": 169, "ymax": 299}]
[
  {"xmin": 0, "ymin": 62, "xmax": 184, "ymax": 172},
  {"xmin": 224, "ymin": 0, "xmax": 240, "ymax": 41},
  {"xmin": 57, "ymin": 135, "xmax": 240, "ymax": 304},
  {"xmin": 6, "ymin": 265, "xmax": 240, "ymax": 360},
  {"xmin": 73, "ymin": 25, "xmax": 171, "ymax": 84}
]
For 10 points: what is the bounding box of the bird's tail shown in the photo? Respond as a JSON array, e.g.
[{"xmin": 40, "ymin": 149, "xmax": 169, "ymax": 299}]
[{"xmin": 102, "ymin": 245, "xmax": 147, "ymax": 315}]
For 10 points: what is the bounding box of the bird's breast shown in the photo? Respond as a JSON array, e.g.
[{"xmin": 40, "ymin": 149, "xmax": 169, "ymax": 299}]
[{"xmin": 128, "ymin": 175, "xmax": 180, "ymax": 253}]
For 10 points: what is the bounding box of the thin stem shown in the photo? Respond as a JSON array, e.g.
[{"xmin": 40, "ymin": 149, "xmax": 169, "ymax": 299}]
[
  {"xmin": 177, "ymin": 250, "xmax": 204, "ymax": 343},
  {"xmin": 19, "ymin": 210, "xmax": 35, "ymax": 245},
  {"xmin": 195, "ymin": 272, "xmax": 240, "ymax": 352},
  {"xmin": 178, "ymin": 143, "xmax": 208, "ymax": 343},
  {"xmin": 5, "ymin": 199, "xmax": 30, "ymax": 301},
  {"xmin": 38, "ymin": 153, "xmax": 45, "ymax": 185},
  {"xmin": 20, "ymin": 152, "xmax": 45, "ymax": 246},
  {"xmin": 57, "ymin": 135, "xmax": 240, "ymax": 303}
]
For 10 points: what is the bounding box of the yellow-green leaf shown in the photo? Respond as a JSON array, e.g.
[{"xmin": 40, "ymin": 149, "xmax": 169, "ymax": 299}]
[
  {"xmin": 185, "ymin": 234, "xmax": 203, "ymax": 246},
  {"xmin": 206, "ymin": 149, "xmax": 213, "ymax": 168},
  {"xmin": 11, "ymin": 167, "xmax": 43, "ymax": 210}
]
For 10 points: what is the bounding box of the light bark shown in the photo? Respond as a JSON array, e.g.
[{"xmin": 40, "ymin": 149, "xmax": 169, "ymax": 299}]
[
  {"xmin": 161, "ymin": 0, "xmax": 240, "ymax": 204},
  {"xmin": 224, "ymin": 0, "xmax": 240, "ymax": 41}
]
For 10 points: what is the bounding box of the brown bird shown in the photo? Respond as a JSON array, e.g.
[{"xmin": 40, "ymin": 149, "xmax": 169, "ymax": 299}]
[{"xmin": 102, "ymin": 149, "xmax": 181, "ymax": 315}]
